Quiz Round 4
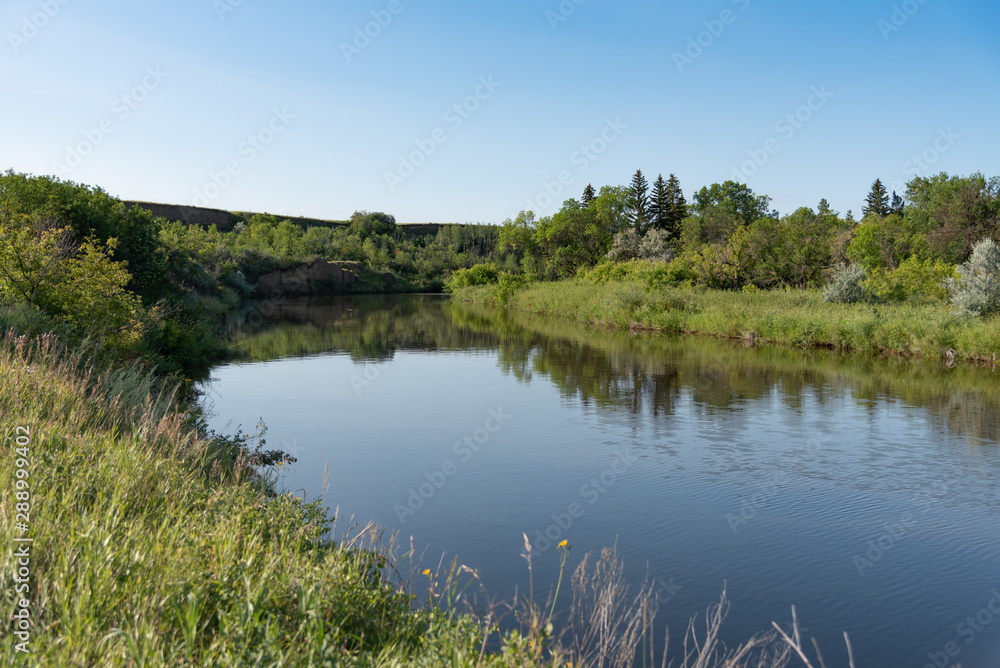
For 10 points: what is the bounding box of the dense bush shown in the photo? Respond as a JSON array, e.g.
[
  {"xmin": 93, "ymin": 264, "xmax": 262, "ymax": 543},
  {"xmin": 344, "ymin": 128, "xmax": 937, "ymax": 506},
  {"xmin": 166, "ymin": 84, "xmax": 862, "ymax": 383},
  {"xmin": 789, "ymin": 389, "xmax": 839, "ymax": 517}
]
[
  {"xmin": 866, "ymin": 257, "xmax": 956, "ymax": 303},
  {"xmin": 607, "ymin": 228, "xmax": 675, "ymax": 263},
  {"xmin": 823, "ymin": 264, "xmax": 871, "ymax": 304},
  {"xmin": 444, "ymin": 263, "xmax": 500, "ymax": 291},
  {"xmin": 947, "ymin": 238, "xmax": 1000, "ymax": 316}
]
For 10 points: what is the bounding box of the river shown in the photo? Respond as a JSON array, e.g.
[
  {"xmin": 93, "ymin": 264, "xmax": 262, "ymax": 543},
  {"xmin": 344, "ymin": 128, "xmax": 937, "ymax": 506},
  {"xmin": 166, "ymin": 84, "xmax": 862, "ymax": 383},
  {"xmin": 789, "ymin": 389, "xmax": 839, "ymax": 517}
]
[{"xmin": 200, "ymin": 294, "xmax": 1000, "ymax": 667}]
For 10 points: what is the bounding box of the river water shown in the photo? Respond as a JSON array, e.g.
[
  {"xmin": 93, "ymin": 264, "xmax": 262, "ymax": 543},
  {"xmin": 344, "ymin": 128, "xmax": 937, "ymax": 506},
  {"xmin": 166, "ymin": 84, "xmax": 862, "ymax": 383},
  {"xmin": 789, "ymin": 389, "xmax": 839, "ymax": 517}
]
[{"xmin": 200, "ymin": 294, "xmax": 1000, "ymax": 667}]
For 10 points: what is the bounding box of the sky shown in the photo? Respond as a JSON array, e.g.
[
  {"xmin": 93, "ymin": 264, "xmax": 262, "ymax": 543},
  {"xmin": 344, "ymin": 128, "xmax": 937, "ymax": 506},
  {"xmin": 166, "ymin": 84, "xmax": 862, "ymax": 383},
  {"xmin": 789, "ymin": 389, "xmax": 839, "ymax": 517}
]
[{"xmin": 1, "ymin": 0, "xmax": 998, "ymax": 224}]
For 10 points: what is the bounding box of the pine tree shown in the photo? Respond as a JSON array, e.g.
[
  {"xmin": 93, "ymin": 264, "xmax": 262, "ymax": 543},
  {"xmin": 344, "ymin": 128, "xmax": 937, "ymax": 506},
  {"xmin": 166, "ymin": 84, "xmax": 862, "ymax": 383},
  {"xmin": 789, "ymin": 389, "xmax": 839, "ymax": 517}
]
[
  {"xmin": 664, "ymin": 173, "xmax": 687, "ymax": 238},
  {"xmin": 581, "ymin": 183, "xmax": 596, "ymax": 208},
  {"xmin": 650, "ymin": 175, "xmax": 669, "ymax": 231},
  {"xmin": 629, "ymin": 170, "xmax": 650, "ymax": 232},
  {"xmin": 818, "ymin": 198, "xmax": 832, "ymax": 215},
  {"xmin": 890, "ymin": 191, "xmax": 905, "ymax": 217},
  {"xmin": 863, "ymin": 179, "xmax": 890, "ymax": 218}
]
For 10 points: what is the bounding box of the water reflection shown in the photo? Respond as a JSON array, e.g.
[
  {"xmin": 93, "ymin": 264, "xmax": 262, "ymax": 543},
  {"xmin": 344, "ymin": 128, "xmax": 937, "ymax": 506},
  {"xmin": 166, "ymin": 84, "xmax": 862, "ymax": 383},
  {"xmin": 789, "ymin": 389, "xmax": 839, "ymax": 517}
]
[{"xmin": 231, "ymin": 295, "xmax": 1000, "ymax": 446}]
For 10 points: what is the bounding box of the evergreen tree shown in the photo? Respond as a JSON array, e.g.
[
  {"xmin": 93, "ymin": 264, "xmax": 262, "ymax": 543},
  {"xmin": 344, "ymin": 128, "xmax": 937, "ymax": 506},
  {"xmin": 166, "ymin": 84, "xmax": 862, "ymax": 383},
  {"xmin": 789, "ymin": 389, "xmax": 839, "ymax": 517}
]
[
  {"xmin": 581, "ymin": 183, "xmax": 596, "ymax": 207},
  {"xmin": 818, "ymin": 198, "xmax": 832, "ymax": 215},
  {"xmin": 863, "ymin": 179, "xmax": 890, "ymax": 218},
  {"xmin": 890, "ymin": 191, "xmax": 905, "ymax": 217},
  {"xmin": 664, "ymin": 173, "xmax": 687, "ymax": 238},
  {"xmin": 650, "ymin": 175, "xmax": 670, "ymax": 231},
  {"xmin": 629, "ymin": 169, "xmax": 650, "ymax": 232}
]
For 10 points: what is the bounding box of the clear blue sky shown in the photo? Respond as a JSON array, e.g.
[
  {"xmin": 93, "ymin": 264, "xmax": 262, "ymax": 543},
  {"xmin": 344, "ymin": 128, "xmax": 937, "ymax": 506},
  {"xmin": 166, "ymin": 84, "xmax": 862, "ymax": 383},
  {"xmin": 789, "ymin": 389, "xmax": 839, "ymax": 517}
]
[{"xmin": 2, "ymin": 0, "xmax": 998, "ymax": 223}]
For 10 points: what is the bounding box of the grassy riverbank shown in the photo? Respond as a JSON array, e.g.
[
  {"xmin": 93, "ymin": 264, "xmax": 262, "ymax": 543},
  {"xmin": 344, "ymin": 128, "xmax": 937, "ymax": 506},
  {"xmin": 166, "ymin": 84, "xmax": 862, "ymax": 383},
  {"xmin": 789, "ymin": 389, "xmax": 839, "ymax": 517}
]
[
  {"xmin": 453, "ymin": 279, "xmax": 1000, "ymax": 363},
  {"xmin": 0, "ymin": 336, "xmax": 508, "ymax": 666}
]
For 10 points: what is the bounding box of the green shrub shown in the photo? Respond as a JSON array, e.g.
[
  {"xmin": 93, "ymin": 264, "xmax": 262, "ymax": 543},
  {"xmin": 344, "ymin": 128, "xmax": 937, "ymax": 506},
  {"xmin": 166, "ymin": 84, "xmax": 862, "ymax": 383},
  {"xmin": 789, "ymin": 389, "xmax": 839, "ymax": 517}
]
[
  {"xmin": 947, "ymin": 238, "xmax": 1000, "ymax": 316},
  {"xmin": 866, "ymin": 257, "xmax": 956, "ymax": 303},
  {"xmin": 444, "ymin": 263, "xmax": 500, "ymax": 292},
  {"xmin": 491, "ymin": 271, "xmax": 530, "ymax": 306}
]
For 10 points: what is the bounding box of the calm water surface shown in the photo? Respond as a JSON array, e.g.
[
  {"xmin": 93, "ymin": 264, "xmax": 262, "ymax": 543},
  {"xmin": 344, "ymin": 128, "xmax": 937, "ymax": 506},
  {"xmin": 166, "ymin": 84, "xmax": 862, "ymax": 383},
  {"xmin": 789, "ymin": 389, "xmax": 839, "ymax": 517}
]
[{"xmin": 201, "ymin": 295, "xmax": 1000, "ymax": 667}]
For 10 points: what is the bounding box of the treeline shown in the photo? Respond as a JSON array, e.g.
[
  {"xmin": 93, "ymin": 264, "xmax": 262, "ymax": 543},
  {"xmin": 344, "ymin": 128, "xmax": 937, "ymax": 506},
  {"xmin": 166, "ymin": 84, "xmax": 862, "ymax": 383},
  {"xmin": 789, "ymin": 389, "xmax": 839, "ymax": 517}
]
[{"xmin": 487, "ymin": 169, "xmax": 1000, "ymax": 307}]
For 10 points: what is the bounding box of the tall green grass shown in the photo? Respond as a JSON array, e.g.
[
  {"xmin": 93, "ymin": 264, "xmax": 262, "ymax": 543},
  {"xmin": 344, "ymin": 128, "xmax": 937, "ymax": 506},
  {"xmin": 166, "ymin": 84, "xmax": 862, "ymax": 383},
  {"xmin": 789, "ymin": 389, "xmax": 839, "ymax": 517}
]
[
  {"xmin": 0, "ymin": 334, "xmax": 502, "ymax": 666},
  {"xmin": 455, "ymin": 280, "xmax": 1000, "ymax": 363}
]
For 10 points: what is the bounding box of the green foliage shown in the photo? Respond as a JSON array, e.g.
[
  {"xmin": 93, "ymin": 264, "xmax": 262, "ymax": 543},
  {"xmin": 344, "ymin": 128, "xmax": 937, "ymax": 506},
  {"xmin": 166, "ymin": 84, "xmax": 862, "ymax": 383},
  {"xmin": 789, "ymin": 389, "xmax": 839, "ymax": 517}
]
[
  {"xmin": 444, "ymin": 263, "xmax": 500, "ymax": 292},
  {"xmin": 349, "ymin": 210, "xmax": 397, "ymax": 238},
  {"xmin": 584, "ymin": 258, "xmax": 695, "ymax": 288},
  {"xmin": 866, "ymin": 257, "xmax": 956, "ymax": 303},
  {"xmin": 693, "ymin": 181, "xmax": 774, "ymax": 227},
  {"xmin": 490, "ymin": 271, "xmax": 530, "ymax": 306},
  {"xmin": 846, "ymin": 213, "xmax": 929, "ymax": 271},
  {"xmin": 0, "ymin": 170, "xmax": 171, "ymax": 302},
  {"xmin": 947, "ymin": 238, "xmax": 1000, "ymax": 317},
  {"xmin": 0, "ymin": 214, "xmax": 146, "ymax": 350},
  {"xmin": 906, "ymin": 172, "xmax": 1000, "ymax": 264}
]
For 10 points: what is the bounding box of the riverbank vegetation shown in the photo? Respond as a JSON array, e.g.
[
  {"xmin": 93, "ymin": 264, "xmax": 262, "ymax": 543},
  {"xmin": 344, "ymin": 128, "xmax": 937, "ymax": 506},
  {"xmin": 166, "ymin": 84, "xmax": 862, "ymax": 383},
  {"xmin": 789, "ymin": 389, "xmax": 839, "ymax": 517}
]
[
  {"xmin": 0, "ymin": 170, "xmax": 506, "ymax": 377},
  {"xmin": 450, "ymin": 170, "xmax": 1000, "ymax": 362}
]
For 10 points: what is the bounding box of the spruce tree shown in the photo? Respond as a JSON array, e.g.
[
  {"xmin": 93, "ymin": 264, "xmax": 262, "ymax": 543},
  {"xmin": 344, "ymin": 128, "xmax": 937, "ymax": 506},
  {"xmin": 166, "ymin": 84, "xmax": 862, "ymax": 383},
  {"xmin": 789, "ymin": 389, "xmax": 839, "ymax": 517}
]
[
  {"xmin": 665, "ymin": 173, "xmax": 687, "ymax": 238},
  {"xmin": 629, "ymin": 170, "xmax": 650, "ymax": 232},
  {"xmin": 890, "ymin": 191, "xmax": 905, "ymax": 217},
  {"xmin": 863, "ymin": 179, "xmax": 890, "ymax": 218},
  {"xmin": 650, "ymin": 175, "xmax": 669, "ymax": 231},
  {"xmin": 581, "ymin": 183, "xmax": 596, "ymax": 207}
]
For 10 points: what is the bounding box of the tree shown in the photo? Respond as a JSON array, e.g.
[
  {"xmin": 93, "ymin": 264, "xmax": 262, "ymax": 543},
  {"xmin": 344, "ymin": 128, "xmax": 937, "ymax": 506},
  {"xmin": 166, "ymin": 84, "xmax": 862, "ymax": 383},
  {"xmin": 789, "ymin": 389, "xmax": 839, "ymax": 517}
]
[
  {"xmin": 692, "ymin": 181, "xmax": 773, "ymax": 226},
  {"xmin": 664, "ymin": 173, "xmax": 687, "ymax": 237},
  {"xmin": 0, "ymin": 212, "xmax": 146, "ymax": 349},
  {"xmin": 890, "ymin": 191, "xmax": 905, "ymax": 217},
  {"xmin": 581, "ymin": 184, "xmax": 596, "ymax": 208},
  {"xmin": 628, "ymin": 170, "xmax": 650, "ymax": 233},
  {"xmin": 350, "ymin": 210, "xmax": 396, "ymax": 238},
  {"xmin": 906, "ymin": 172, "xmax": 1000, "ymax": 264},
  {"xmin": 535, "ymin": 201, "xmax": 609, "ymax": 278},
  {"xmin": 862, "ymin": 179, "xmax": 889, "ymax": 219},
  {"xmin": 650, "ymin": 175, "xmax": 669, "ymax": 232},
  {"xmin": 591, "ymin": 185, "xmax": 631, "ymax": 239}
]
